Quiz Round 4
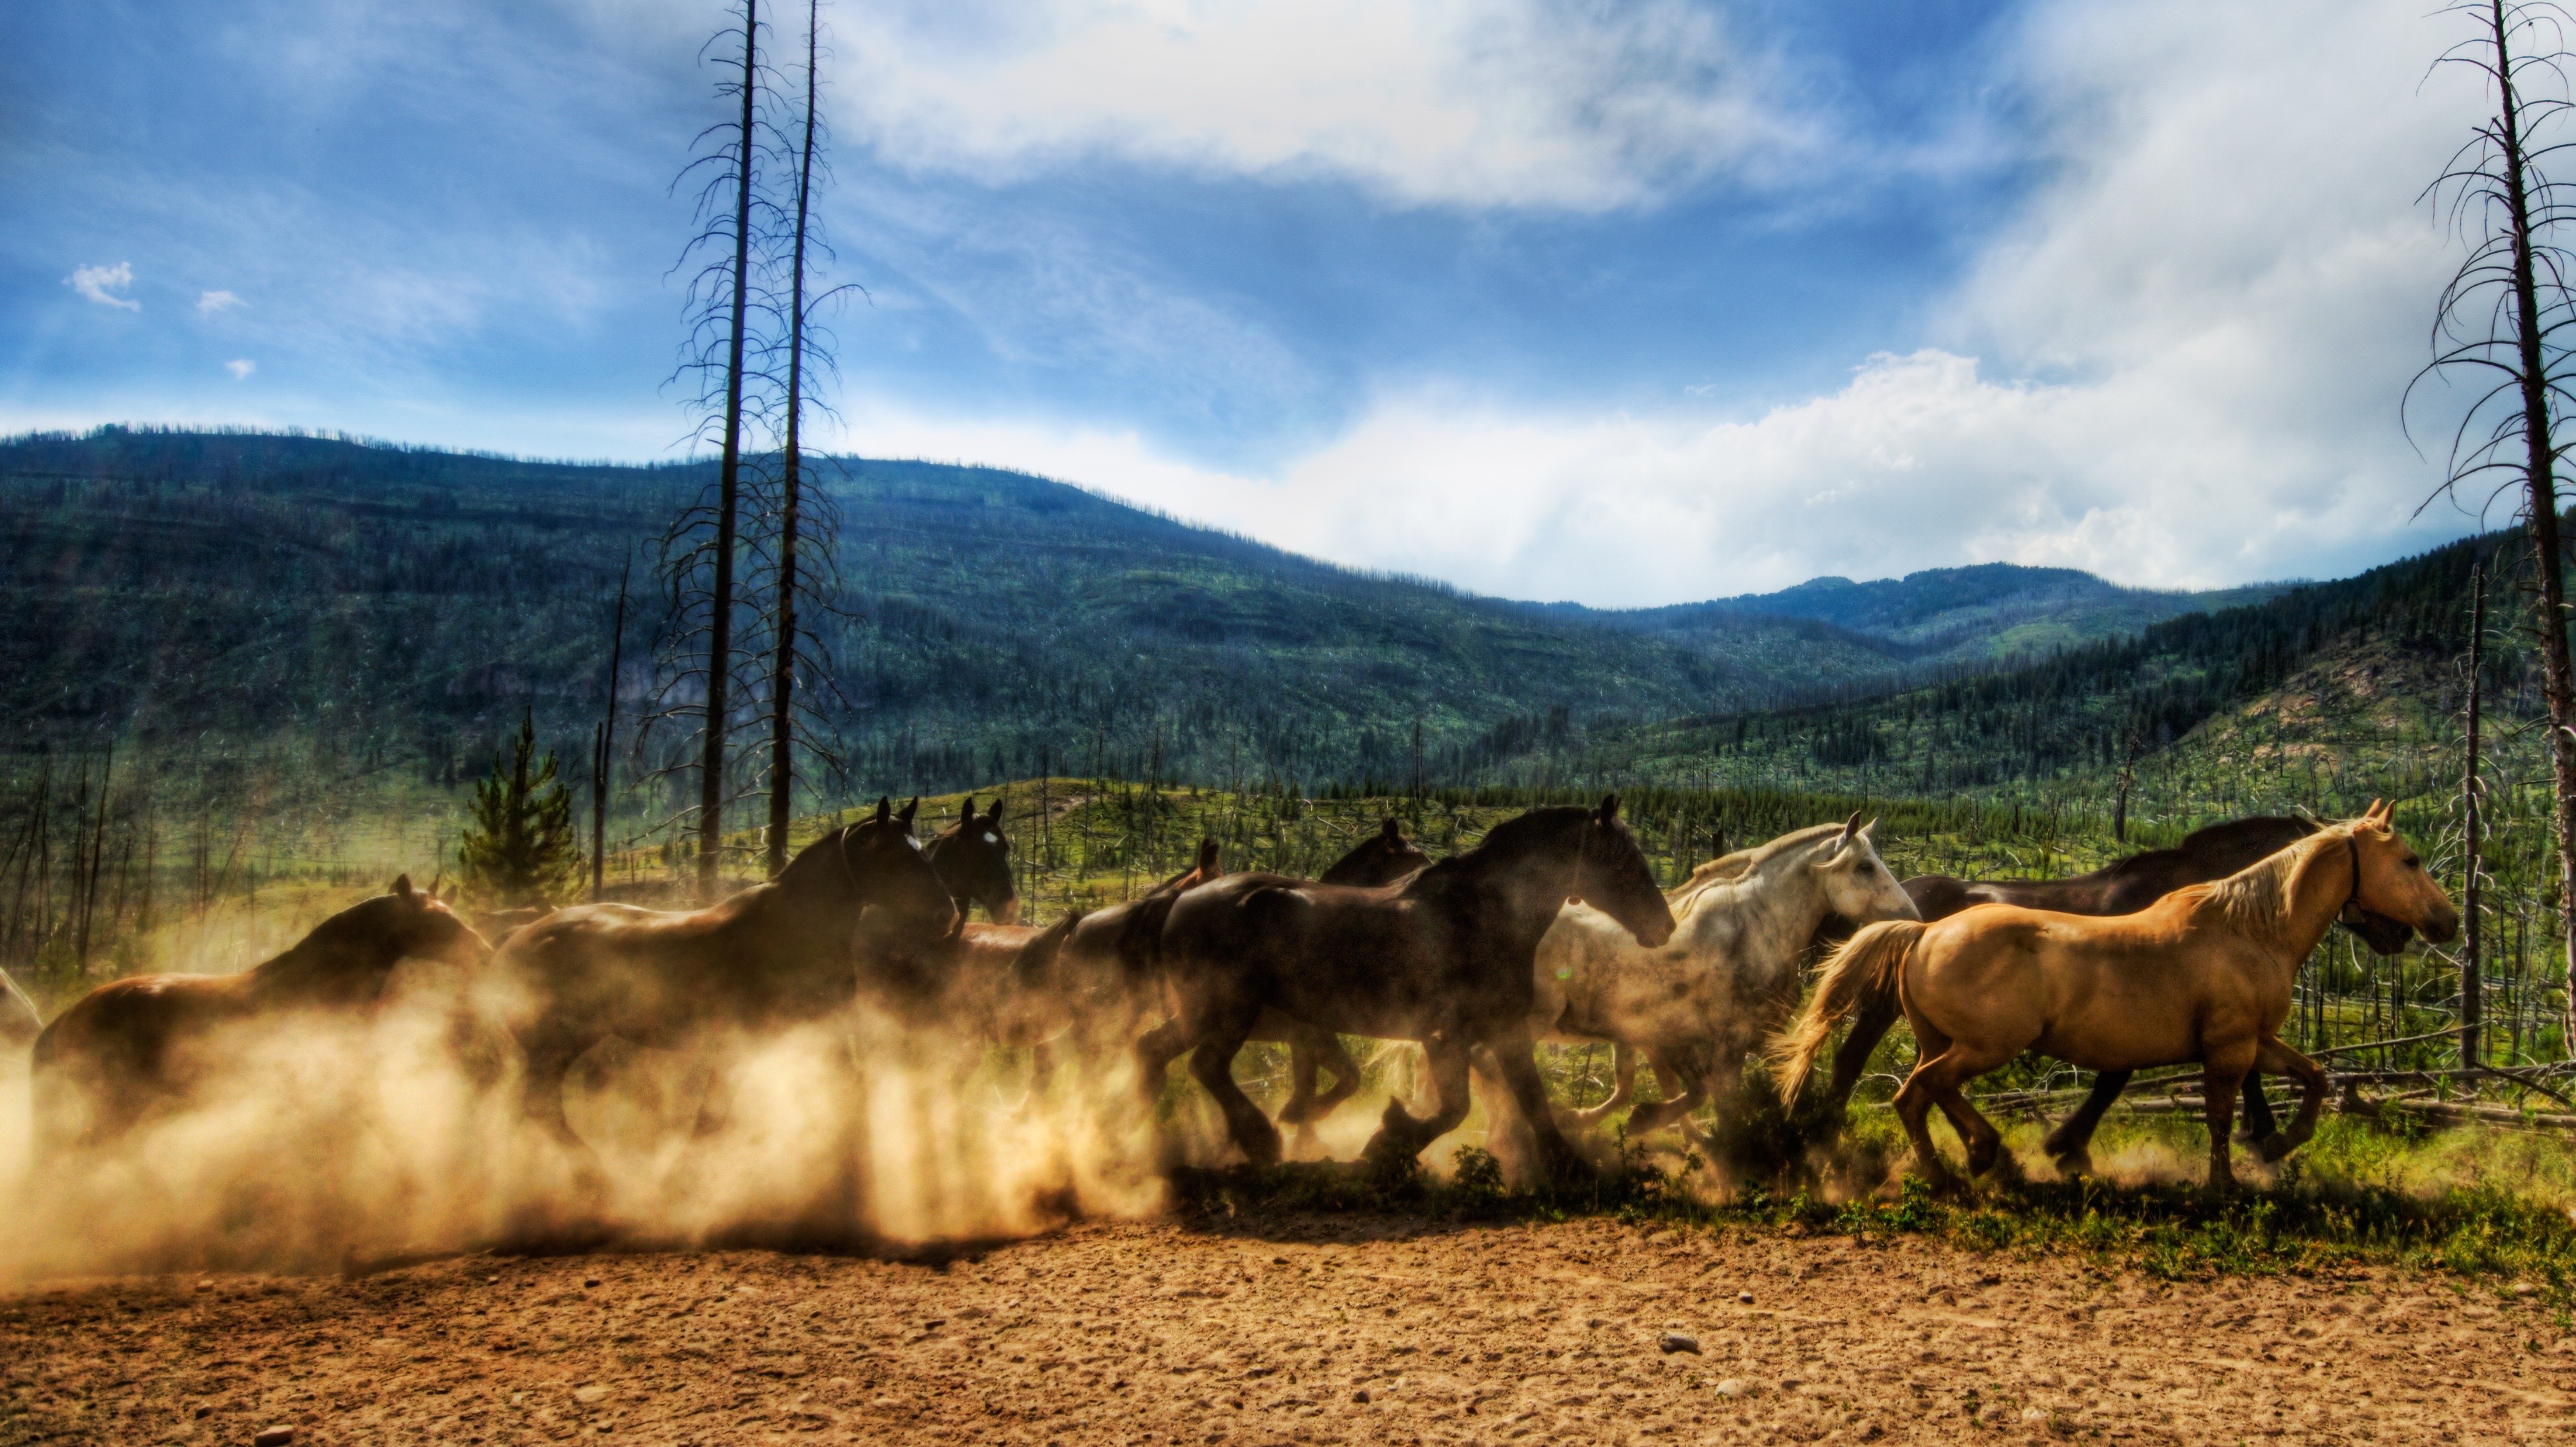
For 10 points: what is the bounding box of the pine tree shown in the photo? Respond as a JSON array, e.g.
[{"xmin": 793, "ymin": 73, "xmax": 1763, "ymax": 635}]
[{"xmin": 457, "ymin": 709, "xmax": 584, "ymax": 909}]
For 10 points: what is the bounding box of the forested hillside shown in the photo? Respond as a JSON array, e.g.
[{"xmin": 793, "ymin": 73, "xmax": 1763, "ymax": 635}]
[{"xmin": 1, "ymin": 426, "xmax": 2236, "ymax": 802}]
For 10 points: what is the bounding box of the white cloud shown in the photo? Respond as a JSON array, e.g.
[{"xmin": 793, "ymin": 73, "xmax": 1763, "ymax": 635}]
[
  {"xmin": 225, "ymin": 359, "xmax": 256, "ymax": 381},
  {"xmin": 65, "ymin": 262, "xmax": 141, "ymax": 310},
  {"xmin": 823, "ymin": 0, "xmax": 2496, "ymax": 603},
  {"xmin": 198, "ymin": 289, "xmax": 246, "ymax": 314},
  {"xmin": 836, "ymin": 0, "xmax": 1818, "ymax": 210}
]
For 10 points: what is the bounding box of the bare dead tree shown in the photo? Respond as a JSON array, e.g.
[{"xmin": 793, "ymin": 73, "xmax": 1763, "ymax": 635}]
[
  {"xmin": 661, "ymin": 0, "xmax": 776, "ymax": 898},
  {"xmin": 2416, "ymin": 0, "xmax": 2576, "ymax": 1050},
  {"xmin": 767, "ymin": 0, "xmax": 823, "ymax": 879}
]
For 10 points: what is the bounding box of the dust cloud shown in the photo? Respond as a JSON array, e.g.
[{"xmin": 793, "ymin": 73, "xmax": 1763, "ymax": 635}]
[{"xmin": 0, "ymin": 951, "xmax": 1172, "ymax": 1282}]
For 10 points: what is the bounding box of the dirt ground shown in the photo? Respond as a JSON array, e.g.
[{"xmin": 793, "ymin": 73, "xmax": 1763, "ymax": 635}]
[{"xmin": 3, "ymin": 1211, "xmax": 2571, "ymax": 1447}]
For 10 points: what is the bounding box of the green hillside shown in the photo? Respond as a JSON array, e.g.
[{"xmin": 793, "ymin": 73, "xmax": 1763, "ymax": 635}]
[{"xmin": 0, "ymin": 426, "xmax": 2223, "ymax": 799}]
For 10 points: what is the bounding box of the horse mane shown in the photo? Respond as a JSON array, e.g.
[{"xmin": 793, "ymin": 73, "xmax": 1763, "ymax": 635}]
[
  {"xmin": 1414, "ymin": 806, "xmax": 1589, "ymax": 887},
  {"xmin": 1670, "ymin": 823, "xmax": 1848, "ymax": 910},
  {"xmin": 2191, "ymin": 824, "xmax": 2347, "ymax": 955},
  {"xmin": 246, "ymin": 895, "xmax": 410, "ymax": 993}
]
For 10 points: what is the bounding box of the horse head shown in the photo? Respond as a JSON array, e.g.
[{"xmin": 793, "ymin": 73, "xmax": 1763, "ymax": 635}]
[
  {"xmin": 786, "ymin": 799, "xmax": 959, "ymax": 954},
  {"xmin": 1570, "ymin": 795, "xmax": 1676, "ymax": 949},
  {"xmin": 1811, "ymin": 812, "xmax": 1921, "ymax": 926},
  {"xmin": 2347, "ymin": 800, "xmax": 2459, "ymax": 945},
  {"xmin": 928, "ymin": 796, "xmax": 1021, "ymax": 924},
  {"xmin": 1321, "ymin": 816, "xmax": 1433, "ymax": 886}
]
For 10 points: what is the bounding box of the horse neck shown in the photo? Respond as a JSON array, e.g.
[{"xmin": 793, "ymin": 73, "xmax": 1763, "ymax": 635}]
[
  {"xmin": 248, "ymin": 928, "xmax": 394, "ymax": 1004},
  {"xmin": 1688, "ymin": 847, "xmax": 1837, "ymax": 967},
  {"xmin": 2218, "ymin": 830, "xmax": 2351, "ymax": 966},
  {"xmin": 1434, "ymin": 811, "xmax": 1586, "ymax": 927}
]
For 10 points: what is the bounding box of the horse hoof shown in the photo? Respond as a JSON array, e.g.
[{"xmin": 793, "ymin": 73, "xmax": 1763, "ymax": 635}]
[
  {"xmin": 2050, "ymin": 1151, "xmax": 2095, "ymax": 1180},
  {"xmin": 2254, "ymin": 1132, "xmax": 2294, "ymax": 1164},
  {"xmin": 1979, "ymin": 1150, "xmax": 2026, "ymax": 1184}
]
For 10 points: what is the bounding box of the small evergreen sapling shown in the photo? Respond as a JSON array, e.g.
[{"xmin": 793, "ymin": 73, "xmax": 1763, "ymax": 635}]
[{"xmin": 457, "ymin": 709, "xmax": 584, "ymax": 908}]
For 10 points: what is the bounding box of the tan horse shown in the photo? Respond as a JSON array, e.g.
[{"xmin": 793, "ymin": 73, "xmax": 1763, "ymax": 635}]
[
  {"xmin": 1772, "ymin": 804, "xmax": 2457, "ymax": 1192},
  {"xmin": 32, "ymin": 876, "xmax": 489, "ymax": 1150}
]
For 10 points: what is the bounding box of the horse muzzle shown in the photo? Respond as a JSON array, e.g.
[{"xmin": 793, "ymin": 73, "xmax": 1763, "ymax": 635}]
[{"xmin": 988, "ymin": 895, "xmax": 1023, "ymax": 927}]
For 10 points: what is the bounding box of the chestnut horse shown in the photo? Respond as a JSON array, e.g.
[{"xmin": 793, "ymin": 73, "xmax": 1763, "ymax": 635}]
[
  {"xmin": 1774, "ymin": 804, "xmax": 2458, "ymax": 1193},
  {"xmin": 1821, "ymin": 814, "xmax": 2416, "ymax": 1171},
  {"xmin": 31, "ymin": 876, "xmax": 489, "ymax": 1149},
  {"xmin": 492, "ymin": 799, "xmax": 957, "ymax": 1157},
  {"xmin": 1157, "ymin": 798, "xmax": 1675, "ymax": 1176}
]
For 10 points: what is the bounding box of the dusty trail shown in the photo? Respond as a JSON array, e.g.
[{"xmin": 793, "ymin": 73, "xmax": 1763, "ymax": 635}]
[{"xmin": 3, "ymin": 1212, "xmax": 2570, "ymax": 1446}]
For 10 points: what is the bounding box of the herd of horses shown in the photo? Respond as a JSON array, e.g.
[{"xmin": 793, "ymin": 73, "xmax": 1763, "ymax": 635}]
[{"xmin": 9, "ymin": 790, "xmax": 2458, "ymax": 1207}]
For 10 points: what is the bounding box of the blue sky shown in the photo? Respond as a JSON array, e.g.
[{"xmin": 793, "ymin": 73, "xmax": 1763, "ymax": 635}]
[{"xmin": 0, "ymin": 0, "xmax": 2505, "ymax": 604}]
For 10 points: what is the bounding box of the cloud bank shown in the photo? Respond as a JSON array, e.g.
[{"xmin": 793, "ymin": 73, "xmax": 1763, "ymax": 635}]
[{"xmin": 811, "ymin": 0, "xmax": 2494, "ymax": 601}]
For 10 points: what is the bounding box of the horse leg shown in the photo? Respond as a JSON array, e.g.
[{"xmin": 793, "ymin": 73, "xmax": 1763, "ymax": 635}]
[
  {"xmin": 1480, "ymin": 1022, "xmax": 1589, "ymax": 1182},
  {"xmin": 2040, "ymin": 1069, "xmax": 2132, "ymax": 1177},
  {"xmin": 1306, "ymin": 1030, "xmax": 1365, "ymax": 1118},
  {"xmin": 2249, "ymin": 1037, "xmax": 2328, "ymax": 1163},
  {"xmin": 1623, "ymin": 1043, "xmax": 1707, "ymax": 1138},
  {"xmin": 2235, "ymin": 1065, "xmax": 2281, "ymax": 1144},
  {"xmin": 1571, "ymin": 1042, "xmax": 1641, "ymax": 1125},
  {"xmin": 1133, "ymin": 1017, "xmax": 1191, "ymax": 1109},
  {"xmin": 1823, "ymin": 988, "xmax": 1905, "ymax": 1116},
  {"xmin": 1186, "ymin": 1018, "xmax": 1281, "ymax": 1168},
  {"xmin": 1890, "ymin": 1056, "xmax": 1962, "ymax": 1195},
  {"xmin": 1363, "ymin": 1032, "xmax": 1472, "ymax": 1173},
  {"xmin": 2199, "ymin": 1042, "xmax": 2256, "ymax": 1194}
]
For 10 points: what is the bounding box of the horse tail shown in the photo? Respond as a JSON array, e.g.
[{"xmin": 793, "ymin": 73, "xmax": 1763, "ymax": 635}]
[{"xmin": 1770, "ymin": 918, "xmax": 1926, "ymax": 1105}]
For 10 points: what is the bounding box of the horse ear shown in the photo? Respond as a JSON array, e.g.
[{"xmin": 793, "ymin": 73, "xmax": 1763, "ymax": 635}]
[
  {"xmin": 1597, "ymin": 794, "xmax": 1620, "ymax": 822},
  {"xmin": 1198, "ymin": 838, "xmax": 1221, "ymax": 875},
  {"xmin": 961, "ymin": 797, "xmax": 978, "ymax": 823},
  {"xmin": 1861, "ymin": 817, "xmax": 1879, "ymax": 841},
  {"xmin": 875, "ymin": 797, "xmax": 892, "ymax": 825},
  {"xmin": 1381, "ymin": 817, "xmax": 1401, "ymax": 840},
  {"xmin": 391, "ymin": 873, "xmax": 416, "ymax": 902},
  {"xmin": 899, "ymin": 798, "xmax": 920, "ymax": 828},
  {"xmin": 1841, "ymin": 810, "xmax": 1862, "ymax": 840}
]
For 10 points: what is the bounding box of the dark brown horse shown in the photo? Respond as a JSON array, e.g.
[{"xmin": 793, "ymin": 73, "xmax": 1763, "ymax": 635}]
[
  {"xmin": 492, "ymin": 799, "xmax": 958, "ymax": 1156},
  {"xmin": 1275, "ymin": 819, "xmax": 1434, "ymax": 1141},
  {"xmin": 31, "ymin": 876, "xmax": 488, "ymax": 1149},
  {"xmin": 1821, "ymin": 815, "xmax": 2416, "ymax": 1171},
  {"xmin": 1156, "ymin": 798, "xmax": 1675, "ymax": 1175},
  {"xmin": 927, "ymin": 796, "xmax": 1020, "ymax": 924}
]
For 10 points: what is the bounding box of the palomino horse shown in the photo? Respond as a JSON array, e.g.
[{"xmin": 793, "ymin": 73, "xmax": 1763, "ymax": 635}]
[
  {"xmin": 492, "ymin": 800, "xmax": 957, "ymax": 1158},
  {"xmin": 928, "ymin": 796, "xmax": 1020, "ymax": 924},
  {"xmin": 1527, "ymin": 814, "xmax": 1919, "ymax": 1139},
  {"xmin": 1157, "ymin": 798, "xmax": 1676, "ymax": 1175},
  {"xmin": 1, "ymin": 966, "xmax": 39, "ymax": 1052},
  {"xmin": 1773, "ymin": 804, "xmax": 2458, "ymax": 1192},
  {"xmin": 1821, "ymin": 815, "xmax": 2417, "ymax": 1171},
  {"xmin": 31, "ymin": 876, "xmax": 489, "ymax": 1149}
]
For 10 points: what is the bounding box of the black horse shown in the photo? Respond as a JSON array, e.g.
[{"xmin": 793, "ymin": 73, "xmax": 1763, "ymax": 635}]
[
  {"xmin": 492, "ymin": 800, "xmax": 958, "ymax": 1162},
  {"xmin": 1156, "ymin": 798, "xmax": 1674, "ymax": 1176},
  {"xmin": 926, "ymin": 796, "xmax": 1019, "ymax": 924}
]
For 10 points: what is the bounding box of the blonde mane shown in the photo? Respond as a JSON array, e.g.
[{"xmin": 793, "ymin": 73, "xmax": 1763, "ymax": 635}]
[
  {"xmin": 2191, "ymin": 824, "xmax": 2352, "ymax": 956},
  {"xmin": 1669, "ymin": 822, "xmax": 1854, "ymax": 912}
]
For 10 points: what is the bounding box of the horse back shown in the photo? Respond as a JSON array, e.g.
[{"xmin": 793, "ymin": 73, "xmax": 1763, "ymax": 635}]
[{"xmin": 33, "ymin": 972, "xmax": 249, "ymax": 1094}]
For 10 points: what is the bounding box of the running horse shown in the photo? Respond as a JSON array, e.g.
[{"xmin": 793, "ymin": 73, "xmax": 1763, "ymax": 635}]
[
  {"xmin": 1820, "ymin": 815, "xmax": 2417, "ymax": 1172},
  {"xmin": 1157, "ymin": 798, "xmax": 1676, "ymax": 1176},
  {"xmin": 927, "ymin": 796, "xmax": 1020, "ymax": 924},
  {"xmin": 492, "ymin": 799, "xmax": 958, "ymax": 1159},
  {"xmin": 31, "ymin": 876, "xmax": 489, "ymax": 1150},
  {"xmin": 1773, "ymin": 804, "xmax": 2458, "ymax": 1193}
]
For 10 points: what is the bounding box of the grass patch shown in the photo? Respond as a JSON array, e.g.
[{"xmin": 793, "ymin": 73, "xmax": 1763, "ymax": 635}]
[{"xmin": 1163, "ymin": 1120, "xmax": 2576, "ymax": 1325}]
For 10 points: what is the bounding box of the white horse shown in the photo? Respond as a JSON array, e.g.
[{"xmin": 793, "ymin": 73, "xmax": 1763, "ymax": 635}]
[{"xmin": 1516, "ymin": 814, "xmax": 1919, "ymax": 1139}]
